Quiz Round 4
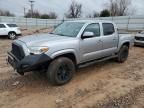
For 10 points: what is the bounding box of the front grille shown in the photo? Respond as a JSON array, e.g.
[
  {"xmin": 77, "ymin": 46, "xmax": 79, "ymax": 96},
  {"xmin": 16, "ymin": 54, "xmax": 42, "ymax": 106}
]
[
  {"xmin": 135, "ymin": 37, "xmax": 144, "ymax": 41},
  {"xmin": 11, "ymin": 43, "xmax": 25, "ymax": 60}
]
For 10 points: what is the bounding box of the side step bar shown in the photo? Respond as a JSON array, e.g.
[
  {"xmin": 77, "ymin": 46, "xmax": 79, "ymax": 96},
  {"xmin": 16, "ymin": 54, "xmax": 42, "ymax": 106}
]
[{"xmin": 78, "ymin": 55, "xmax": 118, "ymax": 68}]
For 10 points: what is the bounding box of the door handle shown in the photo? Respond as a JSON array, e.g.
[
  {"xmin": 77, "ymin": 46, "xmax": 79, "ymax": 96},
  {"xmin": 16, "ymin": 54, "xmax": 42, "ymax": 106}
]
[{"xmin": 99, "ymin": 40, "xmax": 102, "ymax": 42}]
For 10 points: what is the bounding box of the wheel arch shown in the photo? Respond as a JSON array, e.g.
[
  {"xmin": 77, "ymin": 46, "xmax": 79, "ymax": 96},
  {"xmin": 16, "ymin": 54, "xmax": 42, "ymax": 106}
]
[
  {"xmin": 50, "ymin": 50, "xmax": 79, "ymax": 64},
  {"xmin": 8, "ymin": 31, "xmax": 16, "ymax": 35},
  {"xmin": 119, "ymin": 41, "xmax": 130, "ymax": 50},
  {"xmin": 122, "ymin": 42, "xmax": 130, "ymax": 48}
]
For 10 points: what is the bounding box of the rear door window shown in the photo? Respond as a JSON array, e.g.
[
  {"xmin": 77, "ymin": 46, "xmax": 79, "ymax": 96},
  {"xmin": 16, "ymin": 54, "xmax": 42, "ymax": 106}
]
[{"xmin": 102, "ymin": 23, "xmax": 115, "ymax": 36}]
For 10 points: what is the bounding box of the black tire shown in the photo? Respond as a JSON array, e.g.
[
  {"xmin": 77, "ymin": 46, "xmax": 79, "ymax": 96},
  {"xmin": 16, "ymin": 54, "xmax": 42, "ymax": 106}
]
[
  {"xmin": 47, "ymin": 57, "xmax": 75, "ymax": 85},
  {"xmin": 8, "ymin": 32, "xmax": 17, "ymax": 40},
  {"xmin": 117, "ymin": 45, "xmax": 129, "ymax": 63}
]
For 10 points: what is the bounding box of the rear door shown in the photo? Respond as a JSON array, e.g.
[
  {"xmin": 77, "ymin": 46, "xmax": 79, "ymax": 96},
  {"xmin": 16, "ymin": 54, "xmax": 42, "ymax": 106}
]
[
  {"xmin": 101, "ymin": 23, "xmax": 118, "ymax": 56},
  {"xmin": 0, "ymin": 24, "xmax": 7, "ymax": 35}
]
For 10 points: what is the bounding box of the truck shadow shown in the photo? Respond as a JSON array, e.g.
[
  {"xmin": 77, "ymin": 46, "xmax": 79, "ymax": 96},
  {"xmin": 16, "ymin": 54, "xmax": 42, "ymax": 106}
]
[
  {"xmin": 134, "ymin": 45, "xmax": 144, "ymax": 48},
  {"xmin": 75, "ymin": 59, "xmax": 116, "ymax": 78},
  {"xmin": 0, "ymin": 59, "xmax": 116, "ymax": 93},
  {"xmin": 0, "ymin": 36, "xmax": 9, "ymax": 40}
]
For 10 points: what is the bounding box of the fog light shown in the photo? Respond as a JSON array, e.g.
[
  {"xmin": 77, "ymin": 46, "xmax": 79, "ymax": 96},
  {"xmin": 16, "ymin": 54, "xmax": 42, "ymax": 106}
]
[{"xmin": 22, "ymin": 64, "xmax": 29, "ymax": 68}]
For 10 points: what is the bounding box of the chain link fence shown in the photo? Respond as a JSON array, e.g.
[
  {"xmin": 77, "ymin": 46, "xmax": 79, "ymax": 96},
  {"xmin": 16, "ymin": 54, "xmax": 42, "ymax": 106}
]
[{"xmin": 0, "ymin": 16, "xmax": 144, "ymax": 31}]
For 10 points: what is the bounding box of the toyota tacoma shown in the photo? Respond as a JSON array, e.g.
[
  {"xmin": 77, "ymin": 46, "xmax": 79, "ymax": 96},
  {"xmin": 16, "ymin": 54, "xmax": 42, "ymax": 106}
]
[{"xmin": 7, "ymin": 20, "xmax": 134, "ymax": 85}]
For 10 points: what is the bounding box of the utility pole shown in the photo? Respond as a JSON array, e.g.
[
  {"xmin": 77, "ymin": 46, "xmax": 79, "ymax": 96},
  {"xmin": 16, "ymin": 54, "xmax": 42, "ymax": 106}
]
[
  {"xmin": 24, "ymin": 7, "xmax": 26, "ymax": 17},
  {"xmin": 29, "ymin": 0, "xmax": 35, "ymax": 18}
]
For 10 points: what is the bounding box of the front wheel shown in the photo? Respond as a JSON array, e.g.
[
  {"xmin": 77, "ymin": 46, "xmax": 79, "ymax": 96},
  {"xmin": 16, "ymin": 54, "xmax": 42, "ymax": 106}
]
[
  {"xmin": 8, "ymin": 32, "xmax": 17, "ymax": 40},
  {"xmin": 47, "ymin": 57, "xmax": 75, "ymax": 85},
  {"xmin": 117, "ymin": 45, "xmax": 129, "ymax": 63}
]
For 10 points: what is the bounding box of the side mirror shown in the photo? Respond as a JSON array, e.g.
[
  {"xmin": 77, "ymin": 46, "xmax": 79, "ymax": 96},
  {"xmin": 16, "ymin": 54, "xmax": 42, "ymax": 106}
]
[{"xmin": 82, "ymin": 32, "xmax": 94, "ymax": 39}]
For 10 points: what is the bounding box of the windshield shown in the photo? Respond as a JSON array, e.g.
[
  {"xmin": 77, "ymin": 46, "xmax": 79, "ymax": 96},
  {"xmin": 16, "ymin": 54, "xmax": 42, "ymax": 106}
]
[{"xmin": 52, "ymin": 22, "xmax": 84, "ymax": 37}]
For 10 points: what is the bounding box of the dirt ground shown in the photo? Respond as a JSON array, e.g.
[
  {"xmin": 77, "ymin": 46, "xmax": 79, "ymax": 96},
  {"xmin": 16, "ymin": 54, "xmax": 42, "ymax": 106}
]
[{"xmin": 0, "ymin": 29, "xmax": 144, "ymax": 108}]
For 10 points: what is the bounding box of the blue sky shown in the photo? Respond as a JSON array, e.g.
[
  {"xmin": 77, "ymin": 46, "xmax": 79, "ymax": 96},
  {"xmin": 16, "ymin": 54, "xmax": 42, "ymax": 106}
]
[{"xmin": 0, "ymin": 0, "xmax": 143, "ymax": 18}]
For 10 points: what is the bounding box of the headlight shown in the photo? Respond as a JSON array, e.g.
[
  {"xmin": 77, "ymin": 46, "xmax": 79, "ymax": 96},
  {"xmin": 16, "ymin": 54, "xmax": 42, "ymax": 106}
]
[{"xmin": 29, "ymin": 47, "xmax": 49, "ymax": 54}]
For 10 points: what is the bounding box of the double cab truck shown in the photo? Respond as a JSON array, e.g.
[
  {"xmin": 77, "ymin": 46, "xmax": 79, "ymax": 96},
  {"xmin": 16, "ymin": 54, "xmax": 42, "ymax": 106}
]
[{"xmin": 7, "ymin": 20, "xmax": 134, "ymax": 85}]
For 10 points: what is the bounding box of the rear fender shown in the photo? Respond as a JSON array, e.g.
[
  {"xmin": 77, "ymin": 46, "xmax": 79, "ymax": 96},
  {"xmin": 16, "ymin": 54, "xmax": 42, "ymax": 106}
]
[{"xmin": 118, "ymin": 41, "xmax": 130, "ymax": 50}]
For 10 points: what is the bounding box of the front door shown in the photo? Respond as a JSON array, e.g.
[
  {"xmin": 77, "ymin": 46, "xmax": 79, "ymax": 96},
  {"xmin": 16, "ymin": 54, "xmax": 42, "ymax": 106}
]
[{"xmin": 79, "ymin": 23, "xmax": 103, "ymax": 63}]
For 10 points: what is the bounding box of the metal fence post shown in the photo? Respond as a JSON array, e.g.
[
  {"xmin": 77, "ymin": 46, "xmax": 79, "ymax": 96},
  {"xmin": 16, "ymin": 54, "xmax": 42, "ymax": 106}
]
[
  {"xmin": 127, "ymin": 16, "xmax": 130, "ymax": 31},
  {"xmin": 112, "ymin": 16, "xmax": 114, "ymax": 22},
  {"xmin": 36, "ymin": 18, "xmax": 38, "ymax": 29},
  {"xmin": 13, "ymin": 17, "xmax": 15, "ymax": 23},
  {"xmin": 25, "ymin": 17, "xmax": 28, "ymax": 29},
  {"xmin": 143, "ymin": 17, "xmax": 144, "ymax": 30},
  {"xmin": 46, "ymin": 20, "xmax": 48, "ymax": 28}
]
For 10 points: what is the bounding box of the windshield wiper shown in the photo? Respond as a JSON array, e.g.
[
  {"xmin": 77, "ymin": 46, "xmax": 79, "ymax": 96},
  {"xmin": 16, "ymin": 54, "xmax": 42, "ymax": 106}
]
[
  {"xmin": 49, "ymin": 32, "xmax": 65, "ymax": 36},
  {"xmin": 49, "ymin": 32, "xmax": 54, "ymax": 34},
  {"xmin": 56, "ymin": 33, "xmax": 65, "ymax": 36}
]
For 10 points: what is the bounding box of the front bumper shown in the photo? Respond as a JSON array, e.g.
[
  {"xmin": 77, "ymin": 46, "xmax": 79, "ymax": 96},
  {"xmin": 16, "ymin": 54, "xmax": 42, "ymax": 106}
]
[
  {"xmin": 7, "ymin": 52, "xmax": 51, "ymax": 75},
  {"xmin": 134, "ymin": 40, "xmax": 144, "ymax": 46}
]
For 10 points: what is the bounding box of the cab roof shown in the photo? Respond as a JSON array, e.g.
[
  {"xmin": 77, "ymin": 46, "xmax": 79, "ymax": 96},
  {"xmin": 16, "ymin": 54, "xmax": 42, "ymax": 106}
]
[{"xmin": 65, "ymin": 20, "xmax": 114, "ymax": 24}]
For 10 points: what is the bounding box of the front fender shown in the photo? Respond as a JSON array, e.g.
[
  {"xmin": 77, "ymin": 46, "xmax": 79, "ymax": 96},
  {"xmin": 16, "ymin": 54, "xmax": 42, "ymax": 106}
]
[{"xmin": 50, "ymin": 49, "xmax": 80, "ymax": 64}]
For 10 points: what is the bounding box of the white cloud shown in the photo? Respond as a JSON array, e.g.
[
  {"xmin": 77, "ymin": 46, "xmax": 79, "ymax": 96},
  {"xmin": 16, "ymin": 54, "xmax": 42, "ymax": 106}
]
[{"xmin": 0, "ymin": 0, "xmax": 144, "ymax": 18}]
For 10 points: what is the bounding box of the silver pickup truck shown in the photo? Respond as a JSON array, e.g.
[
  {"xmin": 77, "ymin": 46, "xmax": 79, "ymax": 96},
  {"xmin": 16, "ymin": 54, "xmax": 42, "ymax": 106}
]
[{"xmin": 7, "ymin": 20, "xmax": 134, "ymax": 85}]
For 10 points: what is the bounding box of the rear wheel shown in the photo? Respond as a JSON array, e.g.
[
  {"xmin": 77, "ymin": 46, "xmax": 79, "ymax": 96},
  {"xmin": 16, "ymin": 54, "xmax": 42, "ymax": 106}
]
[
  {"xmin": 8, "ymin": 32, "xmax": 16, "ymax": 40},
  {"xmin": 117, "ymin": 45, "xmax": 129, "ymax": 63},
  {"xmin": 47, "ymin": 57, "xmax": 75, "ymax": 85}
]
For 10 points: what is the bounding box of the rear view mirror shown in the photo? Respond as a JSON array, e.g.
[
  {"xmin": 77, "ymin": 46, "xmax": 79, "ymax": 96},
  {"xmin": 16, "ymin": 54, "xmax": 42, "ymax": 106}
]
[{"xmin": 82, "ymin": 32, "xmax": 94, "ymax": 39}]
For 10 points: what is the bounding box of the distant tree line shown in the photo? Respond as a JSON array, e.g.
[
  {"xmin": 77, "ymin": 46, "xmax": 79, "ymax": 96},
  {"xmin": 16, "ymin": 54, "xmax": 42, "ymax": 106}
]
[
  {"xmin": 24, "ymin": 10, "xmax": 57, "ymax": 19},
  {"xmin": 0, "ymin": 9, "xmax": 15, "ymax": 17},
  {"xmin": 64, "ymin": 0, "xmax": 111, "ymax": 18},
  {"xmin": 65, "ymin": 0, "xmax": 82, "ymax": 18},
  {"xmin": 0, "ymin": 0, "xmax": 134, "ymax": 19},
  {"xmin": 65, "ymin": 0, "xmax": 133, "ymax": 18}
]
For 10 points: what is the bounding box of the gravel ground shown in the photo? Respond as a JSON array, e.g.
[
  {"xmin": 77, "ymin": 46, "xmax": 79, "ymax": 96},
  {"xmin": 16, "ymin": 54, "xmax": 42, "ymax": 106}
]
[{"xmin": 0, "ymin": 29, "xmax": 144, "ymax": 108}]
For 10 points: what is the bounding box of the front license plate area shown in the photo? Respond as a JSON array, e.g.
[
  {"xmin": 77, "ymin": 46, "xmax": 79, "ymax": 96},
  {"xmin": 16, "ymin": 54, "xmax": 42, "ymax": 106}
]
[{"xmin": 8, "ymin": 55, "xmax": 16, "ymax": 68}]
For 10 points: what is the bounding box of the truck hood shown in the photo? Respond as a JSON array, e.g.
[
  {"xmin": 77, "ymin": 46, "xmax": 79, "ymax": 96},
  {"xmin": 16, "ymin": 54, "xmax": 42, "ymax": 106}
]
[{"xmin": 18, "ymin": 33, "xmax": 76, "ymax": 47}]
